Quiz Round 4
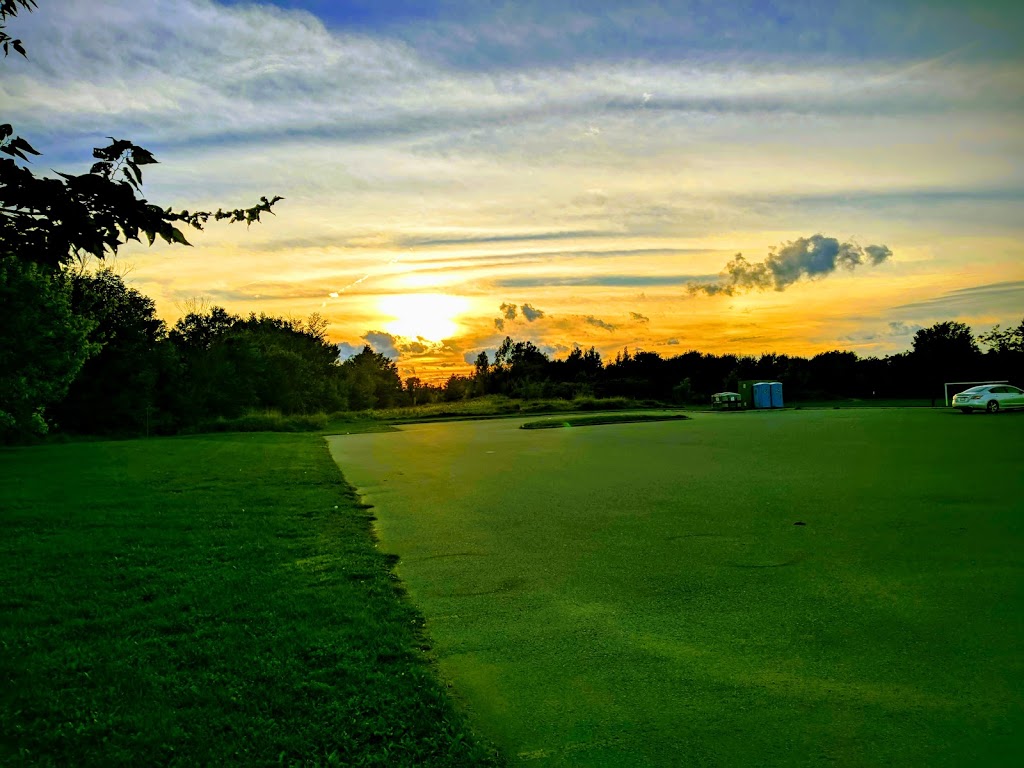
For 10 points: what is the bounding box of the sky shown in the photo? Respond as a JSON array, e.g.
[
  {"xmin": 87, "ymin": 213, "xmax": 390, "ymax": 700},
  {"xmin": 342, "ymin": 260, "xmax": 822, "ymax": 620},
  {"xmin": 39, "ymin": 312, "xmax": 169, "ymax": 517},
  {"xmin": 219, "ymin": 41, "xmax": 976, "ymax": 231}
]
[{"xmin": 4, "ymin": 0, "xmax": 1023, "ymax": 381}]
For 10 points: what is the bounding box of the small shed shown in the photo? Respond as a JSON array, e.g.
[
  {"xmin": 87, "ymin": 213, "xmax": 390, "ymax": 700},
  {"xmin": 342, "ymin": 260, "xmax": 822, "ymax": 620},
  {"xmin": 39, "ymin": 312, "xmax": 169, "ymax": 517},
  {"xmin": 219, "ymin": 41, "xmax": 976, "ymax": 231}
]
[{"xmin": 711, "ymin": 391, "xmax": 742, "ymax": 410}]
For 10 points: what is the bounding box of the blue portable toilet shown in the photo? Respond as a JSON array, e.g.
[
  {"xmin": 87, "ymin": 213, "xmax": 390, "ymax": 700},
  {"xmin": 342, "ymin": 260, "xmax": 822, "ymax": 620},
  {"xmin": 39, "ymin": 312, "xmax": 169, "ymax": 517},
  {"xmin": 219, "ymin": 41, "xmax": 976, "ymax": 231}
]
[
  {"xmin": 770, "ymin": 381, "xmax": 784, "ymax": 408},
  {"xmin": 752, "ymin": 382, "xmax": 772, "ymax": 408}
]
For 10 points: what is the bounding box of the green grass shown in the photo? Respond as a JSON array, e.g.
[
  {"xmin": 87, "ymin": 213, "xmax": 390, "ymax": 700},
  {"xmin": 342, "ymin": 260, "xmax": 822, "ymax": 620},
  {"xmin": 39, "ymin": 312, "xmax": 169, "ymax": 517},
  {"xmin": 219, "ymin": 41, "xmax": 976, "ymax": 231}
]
[
  {"xmin": 519, "ymin": 412, "xmax": 691, "ymax": 429},
  {"xmin": 329, "ymin": 409, "xmax": 1024, "ymax": 766},
  {"xmin": 0, "ymin": 434, "xmax": 501, "ymax": 767},
  {"xmin": 788, "ymin": 397, "xmax": 934, "ymax": 409}
]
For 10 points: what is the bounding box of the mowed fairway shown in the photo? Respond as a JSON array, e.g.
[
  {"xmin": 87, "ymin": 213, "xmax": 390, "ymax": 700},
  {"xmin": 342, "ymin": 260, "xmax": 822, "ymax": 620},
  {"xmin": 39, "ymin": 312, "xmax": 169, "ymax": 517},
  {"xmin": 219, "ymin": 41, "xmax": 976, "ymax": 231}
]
[{"xmin": 328, "ymin": 409, "xmax": 1024, "ymax": 766}]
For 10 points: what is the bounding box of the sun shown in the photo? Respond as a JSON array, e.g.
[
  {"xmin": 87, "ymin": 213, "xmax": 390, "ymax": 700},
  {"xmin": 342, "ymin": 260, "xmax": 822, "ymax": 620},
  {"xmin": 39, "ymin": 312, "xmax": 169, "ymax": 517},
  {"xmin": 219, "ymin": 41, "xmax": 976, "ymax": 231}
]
[{"xmin": 378, "ymin": 293, "xmax": 470, "ymax": 342}]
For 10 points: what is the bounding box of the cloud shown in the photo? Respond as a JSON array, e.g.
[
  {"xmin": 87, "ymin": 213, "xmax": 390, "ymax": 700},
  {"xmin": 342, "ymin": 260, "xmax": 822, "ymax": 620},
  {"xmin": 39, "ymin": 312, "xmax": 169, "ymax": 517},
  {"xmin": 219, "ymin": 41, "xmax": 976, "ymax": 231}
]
[
  {"xmin": 495, "ymin": 273, "xmax": 712, "ymax": 288},
  {"xmin": 493, "ymin": 301, "xmax": 542, "ymax": 329},
  {"xmin": 665, "ymin": 338, "xmax": 681, "ymax": 345},
  {"xmin": 362, "ymin": 330, "xmax": 401, "ymax": 359},
  {"xmin": 521, "ymin": 303, "xmax": 545, "ymax": 322},
  {"xmin": 355, "ymin": 330, "xmax": 452, "ymax": 360},
  {"xmin": 892, "ymin": 280, "xmax": 1024, "ymax": 314},
  {"xmin": 463, "ymin": 348, "xmax": 498, "ymax": 365},
  {"xmin": 865, "ymin": 244, "xmax": 894, "ymax": 265},
  {"xmin": 688, "ymin": 235, "xmax": 892, "ymax": 295},
  {"xmin": 887, "ymin": 321, "xmax": 923, "ymax": 336},
  {"xmin": 10, "ymin": 0, "xmax": 1019, "ymax": 161},
  {"xmin": 630, "ymin": 311, "xmax": 650, "ymax": 323},
  {"xmin": 494, "ymin": 301, "xmax": 518, "ymax": 331},
  {"xmin": 402, "ymin": 3, "xmax": 1024, "ymax": 70},
  {"xmin": 584, "ymin": 315, "xmax": 616, "ymax": 331},
  {"xmin": 399, "ymin": 230, "xmax": 612, "ymax": 247},
  {"xmin": 337, "ymin": 341, "xmax": 364, "ymax": 361}
]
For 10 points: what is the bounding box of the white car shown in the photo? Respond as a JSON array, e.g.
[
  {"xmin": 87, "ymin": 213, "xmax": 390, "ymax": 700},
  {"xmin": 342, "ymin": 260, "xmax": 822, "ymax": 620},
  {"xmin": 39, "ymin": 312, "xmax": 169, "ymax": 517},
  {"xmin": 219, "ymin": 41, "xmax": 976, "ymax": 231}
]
[{"xmin": 951, "ymin": 384, "xmax": 1024, "ymax": 413}]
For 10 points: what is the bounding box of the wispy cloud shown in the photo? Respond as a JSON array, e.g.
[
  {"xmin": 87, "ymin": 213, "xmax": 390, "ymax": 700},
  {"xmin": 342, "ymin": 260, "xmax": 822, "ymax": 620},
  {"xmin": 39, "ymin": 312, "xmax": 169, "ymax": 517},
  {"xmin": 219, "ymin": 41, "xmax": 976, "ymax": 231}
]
[
  {"xmin": 397, "ymin": 230, "xmax": 614, "ymax": 247},
  {"xmin": 495, "ymin": 274, "xmax": 713, "ymax": 288},
  {"xmin": 887, "ymin": 320, "xmax": 924, "ymax": 337},
  {"xmin": 7, "ymin": 0, "xmax": 1021, "ymax": 153},
  {"xmin": 584, "ymin": 315, "xmax": 616, "ymax": 331},
  {"xmin": 893, "ymin": 280, "xmax": 1024, "ymax": 314}
]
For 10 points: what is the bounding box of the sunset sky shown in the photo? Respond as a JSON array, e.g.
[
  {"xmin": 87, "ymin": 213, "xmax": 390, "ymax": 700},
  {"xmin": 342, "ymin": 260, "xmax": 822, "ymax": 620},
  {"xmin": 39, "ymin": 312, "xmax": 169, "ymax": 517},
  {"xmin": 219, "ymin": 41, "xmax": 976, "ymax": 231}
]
[{"xmin": 5, "ymin": 0, "xmax": 1023, "ymax": 381}]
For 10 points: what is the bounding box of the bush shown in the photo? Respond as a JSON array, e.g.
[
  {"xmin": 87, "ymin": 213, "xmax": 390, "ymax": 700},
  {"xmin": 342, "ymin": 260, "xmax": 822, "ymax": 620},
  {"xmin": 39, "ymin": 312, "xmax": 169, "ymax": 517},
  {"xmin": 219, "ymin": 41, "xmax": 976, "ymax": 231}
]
[{"xmin": 192, "ymin": 410, "xmax": 328, "ymax": 433}]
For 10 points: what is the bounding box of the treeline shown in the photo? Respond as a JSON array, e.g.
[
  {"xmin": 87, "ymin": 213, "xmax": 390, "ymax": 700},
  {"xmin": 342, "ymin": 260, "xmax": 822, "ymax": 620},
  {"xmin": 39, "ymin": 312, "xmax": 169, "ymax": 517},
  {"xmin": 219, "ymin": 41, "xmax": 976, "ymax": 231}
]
[
  {"xmin": 3, "ymin": 262, "xmax": 1022, "ymax": 441},
  {"xmin": 23, "ymin": 268, "xmax": 406, "ymax": 436},
  {"xmin": 428, "ymin": 323, "xmax": 1024, "ymax": 405}
]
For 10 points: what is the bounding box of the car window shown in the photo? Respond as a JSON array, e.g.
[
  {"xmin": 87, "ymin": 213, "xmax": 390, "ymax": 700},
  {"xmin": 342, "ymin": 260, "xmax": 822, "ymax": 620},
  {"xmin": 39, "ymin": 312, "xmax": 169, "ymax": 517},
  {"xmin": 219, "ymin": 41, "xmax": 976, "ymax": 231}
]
[
  {"xmin": 1010, "ymin": 386, "xmax": 1023, "ymax": 394},
  {"xmin": 988, "ymin": 386, "xmax": 1005, "ymax": 393}
]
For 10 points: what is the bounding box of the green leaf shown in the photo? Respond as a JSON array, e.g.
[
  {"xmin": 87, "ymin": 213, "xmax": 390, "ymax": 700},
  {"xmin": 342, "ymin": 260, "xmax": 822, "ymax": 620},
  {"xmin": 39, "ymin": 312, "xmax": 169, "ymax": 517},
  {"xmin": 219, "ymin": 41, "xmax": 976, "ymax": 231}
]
[
  {"xmin": 170, "ymin": 227, "xmax": 191, "ymax": 246},
  {"xmin": 0, "ymin": 124, "xmax": 11, "ymax": 141}
]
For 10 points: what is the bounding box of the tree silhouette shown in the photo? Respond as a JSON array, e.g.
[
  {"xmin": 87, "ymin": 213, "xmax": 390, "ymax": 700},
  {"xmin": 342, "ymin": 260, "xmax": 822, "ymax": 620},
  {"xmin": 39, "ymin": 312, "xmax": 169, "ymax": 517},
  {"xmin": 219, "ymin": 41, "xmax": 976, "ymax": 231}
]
[{"xmin": 910, "ymin": 321, "xmax": 982, "ymax": 394}]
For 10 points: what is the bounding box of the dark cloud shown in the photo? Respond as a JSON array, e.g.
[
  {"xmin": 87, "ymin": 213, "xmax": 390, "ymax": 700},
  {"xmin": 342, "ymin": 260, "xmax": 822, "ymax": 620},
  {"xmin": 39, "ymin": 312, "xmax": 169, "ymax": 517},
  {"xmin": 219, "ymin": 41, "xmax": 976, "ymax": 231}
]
[
  {"xmin": 521, "ymin": 303, "xmax": 545, "ymax": 322},
  {"xmin": 665, "ymin": 338, "xmax": 681, "ymax": 345},
  {"xmin": 352, "ymin": 331, "xmax": 447, "ymax": 360},
  {"xmin": 866, "ymin": 245, "xmax": 894, "ymax": 265},
  {"xmin": 584, "ymin": 315, "xmax": 616, "ymax": 331},
  {"xmin": 362, "ymin": 330, "xmax": 401, "ymax": 360},
  {"xmin": 688, "ymin": 235, "xmax": 893, "ymax": 296},
  {"xmin": 630, "ymin": 312, "xmax": 650, "ymax": 323},
  {"xmin": 494, "ymin": 302, "xmax": 518, "ymax": 331}
]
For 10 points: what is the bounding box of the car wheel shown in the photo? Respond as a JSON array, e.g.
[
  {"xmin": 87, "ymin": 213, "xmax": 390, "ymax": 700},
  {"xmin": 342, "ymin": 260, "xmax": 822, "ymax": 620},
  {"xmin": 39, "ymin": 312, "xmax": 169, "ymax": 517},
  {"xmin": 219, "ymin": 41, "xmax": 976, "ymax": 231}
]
[
  {"xmin": 959, "ymin": 408, "xmax": 972, "ymax": 414},
  {"xmin": 987, "ymin": 400, "xmax": 1000, "ymax": 413}
]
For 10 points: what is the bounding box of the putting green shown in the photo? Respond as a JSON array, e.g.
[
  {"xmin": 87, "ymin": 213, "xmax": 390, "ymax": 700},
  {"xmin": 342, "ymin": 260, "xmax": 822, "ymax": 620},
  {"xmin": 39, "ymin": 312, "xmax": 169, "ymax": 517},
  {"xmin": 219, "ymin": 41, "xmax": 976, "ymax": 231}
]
[{"xmin": 327, "ymin": 409, "xmax": 1024, "ymax": 766}]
